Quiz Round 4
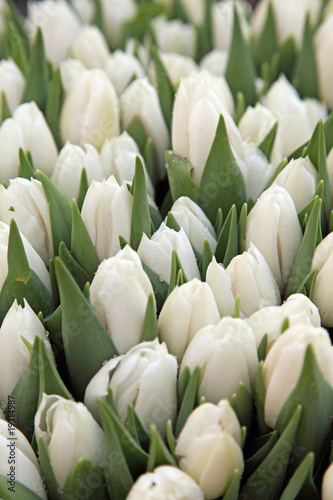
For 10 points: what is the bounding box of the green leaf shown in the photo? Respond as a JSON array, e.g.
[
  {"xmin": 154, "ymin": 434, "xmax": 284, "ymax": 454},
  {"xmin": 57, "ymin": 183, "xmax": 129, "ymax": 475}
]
[
  {"xmin": 45, "ymin": 68, "xmax": 64, "ymax": 149},
  {"xmin": 244, "ymin": 431, "xmax": 279, "ymax": 481},
  {"xmin": 1, "ymin": 92, "xmax": 11, "ymax": 124},
  {"xmin": 199, "ymin": 239, "xmax": 213, "ymax": 280},
  {"xmin": 215, "ymin": 207, "xmax": 223, "ymax": 237},
  {"xmin": 77, "ymin": 168, "xmax": 89, "ymax": 210},
  {"xmin": 165, "ymin": 151, "xmax": 200, "ymax": 205},
  {"xmin": 260, "ymin": 52, "xmax": 280, "ymax": 96},
  {"xmin": 226, "ymin": 7, "xmax": 257, "ymax": 106},
  {"xmin": 293, "ymin": 15, "xmax": 318, "ymax": 99},
  {"xmin": 151, "ymin": 46, "xmax": 174, "ymax": 131},
  {"xmin": 0, "ymin": 475, "xmax": 45, "ymax": 500},
  {"xmin": 238, "ymin": 203, "xmax": 247, "ymax": 253},
  {"xmin": 280, "ymin": 452, "xmax": 318, "ymax": 500},
  {"xmin": 130, "ymin": 156, "xmax": 152, "ymax": 250},
  {"xmin": 126, "ymin": 115, "xmax": 149, "ymax": 153},
  {"xmin": 167, "ymin": 250, "xmax": 188, "ymax": 296},
  {"xmin": 230, "ymin": 382, "xmax": 252, "ymax": 428},
  {"xmin": 71, "ymin": 199, "xmax": 99, "ymax": 279},
  {"xmin": 177, "ymin": 366, "xmax": 191, "ymax": 404},
  {"xmin": 278, "ymin": 36, "xmax": 297, "ymax": 81},
  {"xmin": 59, "ymin": 242, "xmax": 92, "ymax": 289},
  {"xmin": 142, "ymin": 262, "xmax": 169, "ymax": 313},
  {"xmin": 18, "ymin": 148, "xmax": 37, "ymax": 179},
  {"xmin": 214, "ymin": 204, "xmax": 238, "ymax": 267},
  {"xmin": 140, "ymin": 293, "xmax": 158, "ymax": 342},
  {"xmin": 22, "ymin": 28, "xmax": 48, "ymax": 111},
  {"xmin": 259, "ymin": 122, "xmax": 278, "ymax": 161},
  {"xmin": 37, "ymin": 436, "xmax": 62, "ymax": 500},
  {"xmin": 223, "ymin": 469, "xmax": 242, "ymax": 500},
  {"xmin": 54, "ymin": 257, "xmax": 118, "ymax": 399},
  {"xmin": 166, "ymin": 420, "xmax": 176, "ymax": 455},
  {"xmin": 234, "ymin": 91, "xmax": 246, "ymax": 125},
  {"xmin": 265, "ymin": 158, "xmax": 288, "ymax": 189},
  {"xmin": 166, "ymin": 212, "xmax": 180, "ymax": 232},
  {"xmin": 149, "ymin": 202, "xmax": 163, "ymax": 231},
  {"xmin": 296, "ymin": 268, "xmax": 318, "ymax": 301},
  {"xmin": 91, "ymin": 0, "xmax": 105, "ymax": 34},
  {"xmin": 175, "ymin": 366, "xmax": 201, "ymax": 437},
  {"xmin": 199, "ymin": 115, "xmax": 246, "ymax": 223},
  {"xmin": 233, "ymin": 294, "xmax": 240, "ymax": 318},
  {"xmin": 255, "ymin": 361, "xmax": 270, "ymax": 435},
  {"xmin": 252, "ymin": 2, "xmax": 278, "ymax": 70},
  {"xmin": 63, "ymin": 459, "xmax": 105, "ymax": 500},
  {"xmin": 127, "ymin": 405, "xmax": 150, "ymax": 451},
  {"xmin": 5, "ymin": 21, "xmax": 28, "ymax": 76},
  {"xmin": 117, "ymin": 3, "xmax": 166, "ymax": 48},
  {"xmin": 298, "ymin": 181, "xmax": 324, "ymax": 228},
  {"xmin": 170, "ymin": 0, "xmax": 188, "ymax": 22},
  {"xmin": 195, "ymin": 0, "xmax": 213, "ymax": 60},
  {"xmin": 147, "ymin": 425, "xmax": 177, "ymax": 471}
]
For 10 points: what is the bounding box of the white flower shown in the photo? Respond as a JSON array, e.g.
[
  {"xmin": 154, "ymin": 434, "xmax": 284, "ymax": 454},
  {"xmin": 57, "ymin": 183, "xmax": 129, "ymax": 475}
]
[
  {"xmin": 199, "ymin": 50, "xmax": 229, "ymax": 77},
  {"xmin": 100, "ymin": 0, "xmax": 137, "ymax": 48},
  {"xmin": 311, "ymin": 232, "xmax": 333, "ymax": 326},
  {"xmin": 212, "ymin": 0, "xmax": 251, "ymax": 52},
  {"xmin": 70, "ymin": 25, "xmax": 109, "ymax": 69},
  {"xmin": 104, "ymin": 50, "xmax": 145, "ymax": 95},
  {"xmin": 315, "ymin": 13, "xmax": 333, "ymax": 109},
  {"xmin": 35, "ymin": 394, "xmax": 104, "ymax": 489},
  {"xmin": 0, "ymin": 59, "xmax": 25, "ymax": 117},
  {"xmin": 180, "ymin": 0, "xmax": 205, "ymax": 25},
  {"xmin": 322, "ymin": 461, "xmax": 333, "ymax": 500},
  {"xmin": 149, "ymin": 52, "xmax": 198, "ymax": 89},
  {"xmin": 59, "ymin": 58, "xmax": 86, "ymax": 94},
  {"xmin": 89, "ymin": 245, "xmax": 155, "ymax": 354},
  {"xmin": 71, "ymin": 0, "xmax": 94, "ymax": 23},
  {"xmin": 206, "ymin": 257, "xmax": 236, "ymax": 317},
  {"xmin": 151, "ymin": 16, "xmax": 197, "ymax": 58}
]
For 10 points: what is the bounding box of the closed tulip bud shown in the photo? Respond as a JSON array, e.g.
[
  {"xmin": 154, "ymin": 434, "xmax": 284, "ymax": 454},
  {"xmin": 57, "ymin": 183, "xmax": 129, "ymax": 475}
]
[
  {"xmin": 89, "ymin": 245, "xmax": 156, "ymax": 354},
  {"xmin": 212, "ymin": 0, "xmax": 250, "ymax": 52},
  {"xmin": 0, "ymin": 59, "xmax": 25, "ymax": 117},
  {"xmin": 0, "ymin": 420, "xmax": 47, "ymax": 499},
  {"xmin": 60, "ymin": 68, "xmax": 120, "ymax": 151},
  {"xmin": 226, "ymin": 244, "xmax": 280, "ymax": 317},
  {"xmin": 104, "ymin": 50, "xmax": 145, "ymax": 95},
  {"xmin": 167, "ymin": 196, "xmax": 217, "ymax": 254},
  {"xmin": 71, "ymin": 0, "xmax": 94, "ymax": 23},
  {"xmin": 200, "ymin": 49, "xmax": 229, "ymax": 77},
  {"xmin": 100, "ymin": 0, "xmax": 137, "ymax": 48},
  {"xmin": 206, "ymin": 257, "xmax": 236, "ymax": 317},
  {"xmin": 126, "ymin": 466, "xmax": 204, "ymax": 500},
  {"xmin": 315, "ymin": 13, "xmax": 333, "ymax": 109},
  {"xmin": 51, "ymin": 142, "xmax": 104, "ymax": 200},
  {"xmin": 322, "ymin": 462, "xmax": 333, "ymax": 500},
  {"xmin": 246, "ymin": 293, "xmax": 321, "ymax": 348},
  {"xmin": 175, "ymin": 400, "xmax": 244, "ymax": 499},
  {"xmin": 0, "ymin": 101, "xmax": 58, "ymax": 183},
  {"xmin": 272, "ymin": 156, "xmax": 318, "ymax": 213},
  {"xmin": 180, "ymin": 317, "xmax": 259, "ymax": 403},
  {"xmin": 158, "ymin": 279, "xmax": 220, "ymax": 361},
  {"xmin": 120, "ymin": 78, "xmax": 169, "ymax": 180},
  {"xmin": 70, "ymin": 25, "xmax": 109, "ymax": 69},
  {"xmin": 311, "ymin": 232, "xmax": 333, "ymax": 326},
  {"xmin": 100, "ymin": 131, "xmax": 154, "ymax": 197},
  {"xmin": 246, "ymin": 185, "xmax": 303, "ymax": 293},
  {"xmin": 0, "ymin": 299, "xmax": 54, "ymax": 407},
  {"xmin": 263, "ymin": 324, "xmax": 333, "ymax": 429},
  {"xmin": 180, "ymin": 0, "xmax": 205, "ymax": 25},
  {"xmin": 81, "ymin": 176, "xmax": 133, "ymax": 261},
  {"xmin": 109, "ymin": 339, "xmax": 177, "ymax": 435},
  {"xmin": 149, "ymin": 52, "xmax": 198, "ymax": 89},
  {"xmin": 35, "ymin": 394, "xmax": 104, "ymax": 489},
  {"xmin": 137, "ymin": 223, "xmax": 200, "ymax": 283},
  {"xmin": 0, "ymin": 178, "xmax": 52, "ymax": 262},
  {"xmin": 59, "ymin": 58, "xmax": 86, "ymax": 94},
  {"xmin": 27, "ymin": 0, "xmax": 82, "ymax": 66},
  {"xmin": 151, "ymin": 16, "xmax": 197, "ymax": 58}
]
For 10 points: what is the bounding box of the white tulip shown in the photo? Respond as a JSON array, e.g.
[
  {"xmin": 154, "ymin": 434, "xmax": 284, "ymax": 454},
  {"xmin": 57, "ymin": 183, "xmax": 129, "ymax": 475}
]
[
  {"xmin": 60, "ymin": 68, "xmax": 120, "ymax": 151},
  {"xmin": 51, "ymin": 142, "xmax": 104, "ymax": 200},
  {"xmin": 89, "ymin": 245, "xmax": 155, "ymax": 354},
  {"xmin": 212, "ymin": 0, "xmax": 251, "ymax": 52},
  {"xmin": 100, "ymin": 131, "xmax": 154, "ymax": 197},
  {"xmin": 199, "ymin": 50, "xmax": 229, "ymax": 77},
  {"xmin": 246, "ymin": 293, "xmax": 321, "ymax": 348},
  {"xmin": 149, "ymin": 52, "xmax": 198, "ymax": 89},
  {"xmin": 226, "ymin": 244, "xmax": 280, "ymax": 317},
  {"xmin": 104, "ymin": 50, "xmax": 145, "ymax": 95},
  {"xmin": 59, "ymin": 58, "xmax": 86, "ymax": 94},
  {"xmin": 81, "ymin": 176, "xmax": 133, "ymax": 261},
  {"xmin": 315, "ymin": 13, "xmax": 333, "ymax": 109},
  {"xmin": 70, "ymin": 25, "xmax": 109, "ymax": 69},
  {"xmin": 151, "ymin": 16, "xmax": 197, "ymax": 58},
  {"xmin": 246, "ymin": 185, "xmax": 303, "ymax": 293},
  {"xmin": 120, "ymin": 77, "xmax": 169, "ymax": 180},
  {"xmin": 238, "ymin": 141, "xmax": 275, "ymax": 201},
  {"xmin": 175, "ymin": 400, "xmax": 244, "ymax": 499},
  {"xmin": 35, "ymin": 394, "xmax": 104, "ymax": 489},
  {"xmin": 167, "ymin": 196, "xmax": 217, "ymax": 254},
  {"xmin": 180, "ymin": 0, "xmax": 205, "ymax": 25},
  {"xmin": 126, "ymin": 466, "xmax": 204, "ymax": 500},
  {"xmin": 110, "ymin": 339, "xmax": 177, "ymax": 435},
  {"xmin": 71, "ymin": 0, "xmax": 94, "ymax": 23},
  {"xmin": 0, "ymin": 420, "xmax": 47, "ymax": 499},
  {"xmin": 180, "ymin": 317, "xmax": 259, "ymax": 403},
  {"xmin": 263, "ymin": 324, "xmax": 333, "ymax": 428},
  {"xmin": 206, "ymin": 257, "xmax": 236, "ymax": 317},
  {"xmin": 27, "ymin": 0, "xmax": 82, "ymax": 66},
  {"xmin": 0, "ymin": 59, "xmax": 25, "ymax": 117},
  {"xmin": 311, "ymin": 232, "xmax": 333, "ymax": 326},
  {"xmin": 137, "ymin": 223, "xmax": 200, "ymax": 284},
  {"xmin": 327, "ymin": 147, "xmax": 333, "ymax": 202},
  {"xmin": 100, "ymin": 0, "xmax": 137, "ymax": 48},
  {"xmin": 158, "ymin": 279, "xmax": 220, "ymax": 361},
  {"xmin": 0, "ymin": 300, "xmax": 54, "ymax": 408},
  {"xmin": 322, "ymin": 461, "xmax": 333, "ymax": 500},
  {"xmin": 0, "ymin": 101, "xmax": 58, "ymax": 183}
]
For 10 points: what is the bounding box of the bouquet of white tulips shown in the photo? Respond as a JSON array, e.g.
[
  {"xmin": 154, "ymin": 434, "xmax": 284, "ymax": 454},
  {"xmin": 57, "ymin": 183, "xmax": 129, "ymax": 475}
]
[{"xmin": 1, "ymin": 0, "xmax": 333, "ymax": 498}]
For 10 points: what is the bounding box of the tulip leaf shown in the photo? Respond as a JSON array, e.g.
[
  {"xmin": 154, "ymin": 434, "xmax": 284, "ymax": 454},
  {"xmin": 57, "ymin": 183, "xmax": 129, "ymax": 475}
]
[
  {"xmin": 215, "ymin": 204, "xmax": 238, "ymax": 267},
  {"xmin": 199, "ymin": 115, "xmax": 246, "ymax": 223},
  {"xmin": 238, "ymin": 203, "xmax": 247, "ymax": 253},
  {"xmin": 170, "ymin": 0, "xmax": 188, "ymax": 22},
  {"xmin": 18, "ymin": 148, "xmax": 37, "ymax": 180},
  {"xmin": 255, "ymin": 361, "xmax": 270, "ymax": 436},
  {"xmin": 23, "ymin": 28, "xmax": 48, "ymax": 111},
  {"xmin": 258, "ymin": 122, "xmax": 278, "ymax": 161},
  {"xmin": 149, "ymin": 202, "xmax": 163, "ymax": 231},
  {"xmin": 244, "ymin": 431, "xmax": 279, "ymax": 481},
  {"xmin": 59, "ymin": 241, "xmax": 92, "ymax": 289},
  {"xmin": 296, "ymin": 268, "xmax": 318, "ymax": 301},
  {"xmin": 0, "ymin": 475, "xmax": 45, "ymax": 500},
  {"xmin": 45, "ymin": 67, "xmax": 64, "ymax": 149},
  {"xmin": 166, "ymin": 212, "xmax": 180, "ymax": 232},
  {"xmin": 37, "ymin": 435, "xmax": 62, "ymax": 500},
  {"xmin": 298, "ymin": 181, "xmax": 324, "ymax": 228},
  {"xmin": 142, "ymin": 262, "xmax": 169, "ymax": 313},
  {"xmin": 230, "ymin": 382, "xmax": 253, "ymax": 428},
  {"xmin": 293, "ymin": 15, "xmax": 318, "ymax": 99},
  {"xmin": 5, "ymin": 21, "xmax": 28, "ymax": 76},
  {"xmin": 195, "ymin": 0, "xmax": 213, "ymax": 59},
  {"xmin": 177, "ymin": 366, "xmax": 191, "ymax": 404},
  {"xmin": 223, "ymin": 469, "xmax": 242, "ymax": 500},
  {"xmin": 63, "ymin": 459, "xmax": 105, "ymax": 500},
  {"xmin": 225, "ymin": 7, "xmax": 257, "ymax": 106},
  {"xmin": 6, "ymin": 218, "xmax": 30, "ymax": 282},
  {"xmin": 261, "ymin": 52, "xmax": 281, "ymax": 96},
  {"xmin": 276, "ymin": 345, "xmax": 333, "ymax": 463},
  {"xmin": 165, "ymin": 151, "xmax": 200, "ymax": 205},
  {"xmin": 140, "ymin": 293, "xmax": 158, "ymax": 342},
  {"xmin": 38, "ymin": 171, "xmax": 72, "ymax": 256},
  {"xmin": 280, "ymin": 452, "xmax": 318, "ymax": 500},
  {"xmin": 127, "ymin": 405, "xmax": 150, "ymax": 451},
  {"xmin": 54, "ymin": 257, "xmax": 118, "ymax": 400},
  {"xmin": 240, "ymin": 406, "xmax": 302, "ymax": 500},
  {"xmin": 147, "ymin": 425, "xmax": 177, "ymax": 471},
  {"xmin": 278, "ymin": 36, "xmax": 297, "ymax": 81},
  {"xmin": 286, "ymin": 196, "xmax": 322, "ymax": 297},
  {"xmin": 151, "ymin": 45, "xmax": 174, "ymax": 132},
  {"xmin": 167, "ymin": 250, "xmax": 188, "ymax": 296},
  {"xmin": 199, "ymin": 239, "xmax": 213, "ymax": 280},
  {"xmin": 91, "ymin": 0, "xmax": 104, "ymax": 34},
  {"xmin": 1, "ymin": 91, "xmax": 11, "ymax": 123},
  {"xmin": 265, "ymin": 158, "xmax": 288, "ymax": 189},
  {"xmin": 175, "ymin": 366, "xmax": 201, "ymax": 437},
  {"xmin": 215, "ymin": 208, "xmax": 223, "ymax": 237},
  {"xmin": 130, "ymin": 156, "xmax": 152, "ymax": 251},
  {"xmin": 118, "ymin": 3, "xmax": 166, "ymax": 47},
  {"xmin": 76, "ymin": 167, "xmax": 89, "ymax": 210},
  {"xmin": 252, "ymin": 1, "xmax": 278, "ymax": 71},
  {"xmin": 235, "ymin": 91, "xmax": 246, "ymax": 124},
  {"xmin": 166, "ymin": 420, "xmax": 176, "ymax": 455}
]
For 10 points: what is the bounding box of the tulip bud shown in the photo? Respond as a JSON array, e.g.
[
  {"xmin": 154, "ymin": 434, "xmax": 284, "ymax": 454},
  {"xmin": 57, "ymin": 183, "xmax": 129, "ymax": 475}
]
[
  {"xmin": 0, "ymin": 101, "xmax": 58, "ymax": 183},
  {"xmin": 0, "ymin": 420, "xmax": 47, "ymax": 499},
  {"xmin": 212, "ymin": 0, "xmax": 251, "ymax": 52},
  {"xmin": 149, "ymin": 52, "xmax": 198, "ymax": 89},
  {"xmin": 180, "ymin": 317, "xmax": 259, "ymax": 403},
  {"xmin": 175, "ymin": 400, "xmax": 244, "ymax": 499},
  {"xmin": 109, "ymin": 339, "xmax": 177, "ymax": 435},
  {"xmin": 35, "ymin": 394, "xmax": 104, "ymax": 489},
  {"xmin": 311, "ymin": 232, "xmax": 333, "ymax": 326},
  {"xmin": 59, "ymin": 58, "xmax": 86, "ymax": 94},
  {"xmin": 70, "ymin": 25, "xmax": 109, "ymax": 69},
  {"xmin": 322, "ymin": 461, "xmax": 333, "ymax": 500},
  {"xmin": 246, "ymin": 293, "xmax": 321, "ymax": 348},
  {"xmin": 120, "ymin": 77, "xmax": 169, "ymax": 180},
  {"xmin": 51, "ymin": 142, "xmax": 104, "ymax": 200},
  {"xmin": 104, "ymin": 50, "xmax": 145, "ymax": 95},
  {"xmin": 60, "ymin": 68, "xmax": 120, "ymax": 151},
  {"xmin": 0, "ymin": 59, "xmax": 25, "ymax": 117},
  {"xmin": 100, "ymin": 0, "xmax": 137, "ymax": 48},
  {"xmin": 206, "ymin": 257, "xmax": 236, "ymax": 317},
  {"xmin": 126, "ymin": 466, "xmax": 204, "ymax": 500},
  {"xmin": 71, "ymin": 0, "xmax": 94, "ymax": 23},
  {"xmin": 158, "ymin": 279, "xmax": 220, "ymax": 361},
  {"xmin": 200, "ymin": 49, "xmax": 229, "ymax": 77},
  {"xmin": 315, "ymin": 13, "xmax": 333, "ymax": 109},
  {"xmin": 100, "ymin": 131, "xmax": 154, "ymax": 197},
  {"xmin": 167, "ymin": 196, "xmax": 217, "ymax": 254},
  {"xmin": 263, "ymin": 324, "xmax": 333, "ymax": 429},
  {"xmin": 27, "ymin": 0, "xmax": 82, "ymax": 66},
  {"xmin": 246, "ymin": 185, "xmax": 303, "ymax": 293},
  {"xmin": 180, "ymin": 0, "xmax": 205, "ymax": 25},
  {"xmin": 89, "ymin": 245, "xmax": 156, "ymax": 354},
  {"xmin": 0, "ymin": 299, "xmax": 54, "ymax": 407},
  {"xmin": 151, "ymin": 16, "xmax": 197, "ymax": 58},
  {"xmin": 0, "ymin": 178, "xmax": 53, "ymax": 262},
  {"xmin": 226, "ymin": 244, "xmax": 280, "ymax": 317},
  {"xmin": 137, "ymin": 223, "xmax": 200, "ymax": 283},
  {"xmin": 81, "ymin": 176, "xmax": 133, "ymax": 261}
]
